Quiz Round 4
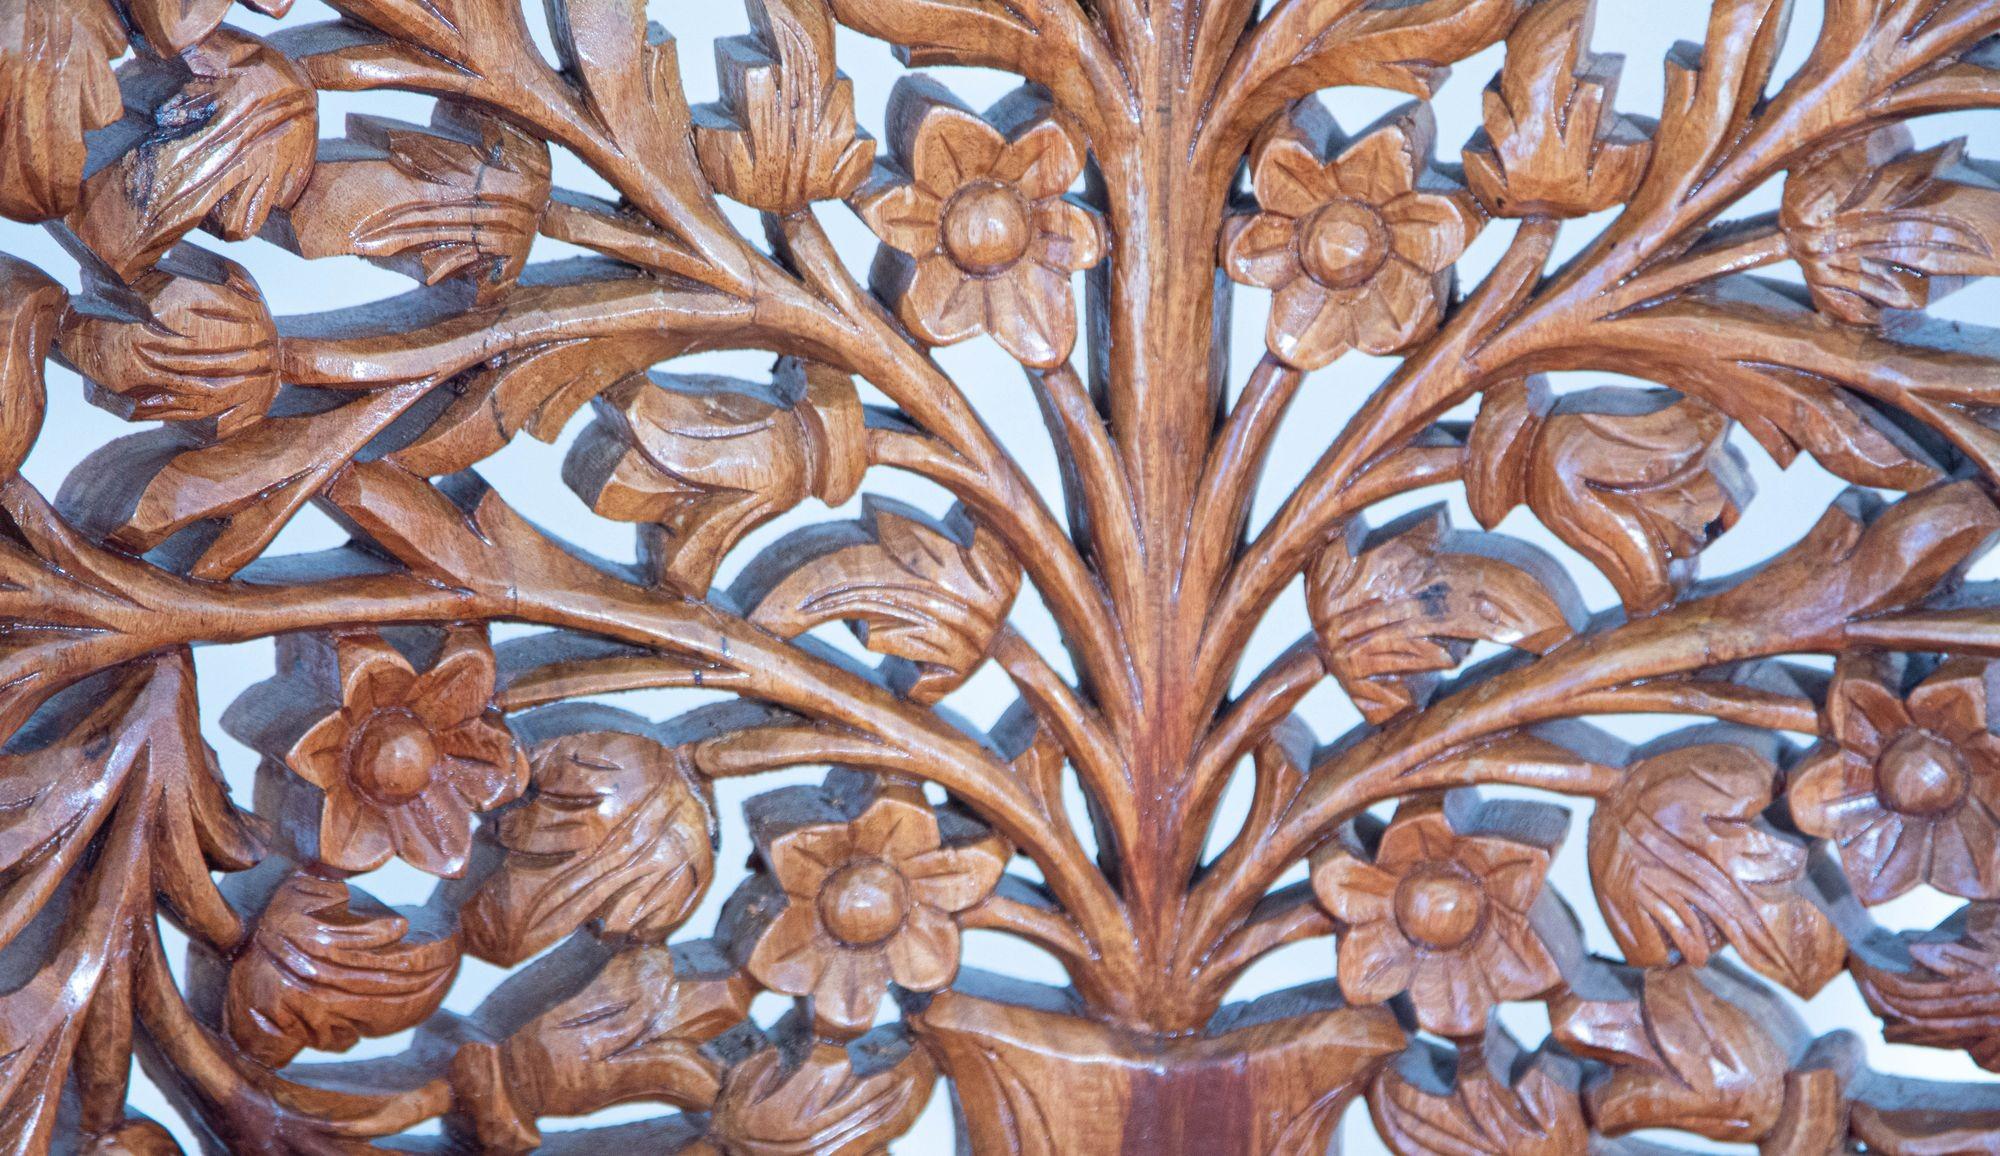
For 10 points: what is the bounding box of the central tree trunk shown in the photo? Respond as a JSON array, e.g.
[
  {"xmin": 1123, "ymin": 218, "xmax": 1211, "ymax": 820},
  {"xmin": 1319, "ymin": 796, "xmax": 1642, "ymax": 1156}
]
[{"xmin": 1091, "ymin": 23, "xmax": 1238, "ymax": 1030}]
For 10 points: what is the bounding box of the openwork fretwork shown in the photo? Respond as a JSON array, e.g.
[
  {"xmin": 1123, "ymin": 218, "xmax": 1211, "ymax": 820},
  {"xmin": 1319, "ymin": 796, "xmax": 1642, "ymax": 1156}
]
[{"xmin": 5, "ymin": 0, "xmax": 2000, "ymax": 1150}]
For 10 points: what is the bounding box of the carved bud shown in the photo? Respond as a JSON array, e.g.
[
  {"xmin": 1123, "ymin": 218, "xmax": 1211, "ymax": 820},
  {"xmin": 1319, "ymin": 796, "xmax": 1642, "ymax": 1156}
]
[
  {"xmin": 1782, "ymin": 124, "xmax": 2000, "ymax": 325},
  {"xmin": 58, "ymin": 245, "xmax": 279, "ymax": 437},
  {"xmin": 565, "ymin": 358, "xmax": 866, "ymax": 596},
  {"xmin": 1306, "ymin": 507, "xmax": 1581, "ymax": 724},
  {"xmin": 67, "ymin": 27, "xmax": 317, "ymax": 282},
  {"xmin": 1852, "ymin": 903, "xmax": 2000, "ymax": 1073},
  {"xmin": 694, "ymin": 0, "xmax": 875, "ymax": 214},
  {"xmin": 712, "ymin": 1021, "xmax": 937, "ymax": 1156},
  {"xmin": 1552, "ymin": 963, "xmax": 1795, "ymax": 1143},
  {"xmin": 1369, "ymin": 1029, "xmax": 1588, "ymax": 1156},
  {"xmin": 1467, "ymin": 378, "xmax": 1752, "ymax": 615},
  {"xmin": 450, "ymin": 942, "xmax": 755, "ymax": 1151},
  {"xmin": 741, "ymin": 499, "xmax": 1022, "ymax": 703},
  {"xmin": 224, "ymin": 871, "xmax": 459, "ymax": 1068},
  {"xmin": 275, "ymin": 103, "xmax": 552, "ymax": 302},
  {"xmin": 0, "ymin": 0, "xmax": 126, "ymax": 222},
  {"xmin": 1591, "ymin": 741, "xmax": 1844, "ymax": 997},
  {"xmin": 462, "ymin": 730, "xmax": 716, "ymax": 966},
  {"xmin": 1462, "ymin": 0, "xmax": 1651, "ymax": 217}
]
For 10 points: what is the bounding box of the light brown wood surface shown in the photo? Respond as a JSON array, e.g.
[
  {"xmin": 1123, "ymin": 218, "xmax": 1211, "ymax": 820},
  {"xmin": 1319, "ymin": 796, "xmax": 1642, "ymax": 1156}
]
[{"xmin": 3, "ymin": 0, "xmax": 2000, "ymax": 1151}]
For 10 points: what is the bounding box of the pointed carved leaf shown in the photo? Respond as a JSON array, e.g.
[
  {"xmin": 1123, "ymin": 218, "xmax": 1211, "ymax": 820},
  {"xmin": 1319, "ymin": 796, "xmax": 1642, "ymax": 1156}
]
[
  {"xmin": 1644, "ymin": 0, "xmax": 1792, "ymax": 208},
  {"xmin": 1590, "ymin": 742, "xmax": 1845, "ymax": 996},
  {"xmin": 126, "ymin": 0, "xmax": 293, "ymax": 54},
  {"xmin": 0, "ymin": 0, "xmax": 126, "ymax": 222},
  {"xmin": 68, "ymin": 28, "xmax": 317, "ymax": 281},
  {"xmin": 712, "ymin": 1025, "xmax": 938, "ymax": 1156},
  {"xmin": 388, "ymin": 333, "xmax": 665, "ymax": 477},
  {"xmin": 1369, "ymin": 1036, "xmax": 1588, "ymax": 1156},
  {"xmin": 694, "ymin": 0, "xmax": 875, "ymax": 213},
  {"xmin": 224, "ymin": 872, "xmax": 459, "ymax": 1068},
  {"xmin": 1853, "ymin": 905, "xmax": 2000, "ymax": 1071},
  {"xmin": 565, "ymin": 359, "xmax": 864, "ymax": 594},
  {"xmin": 278, "ymin": 103, "xmax": 551, "ymax": 303},
  {"xmin": 451, "ymin": 942, "xmax": 753, "ymax": 1147},
  {"xmin": 58, "ymin": 245, "xmax": 279, "ymax": 437},
  {"xmin": 56, "ymin": 380, "xmax": 429, "ymax": 574},
  {"xmin": 1552, "ymin": 965, "xmax": 1793, "ymax": 1142},
  {"xmin": 1306, "ymin": 507, "xmax": 1581, "ymax": 723},
  {"xmin": 1463, "ymin": 0, "xmax": 1651, "ymax": 217},
  {"xmin": 462, "ymin": 730, "xmax": 716, "ymax": 966},
  {"xmin": 1472, "ymin": 382, "xmax": 1752, "ymax": 614},
  {"xmin": 0, "ymin": 256, "xmax": 63, "ymax": 481},
  {"xmin": 1278, "ymin": 0, "xmax": 1531, "ymax": 101},
  {"xmin": 745, "ymin": 498, "xmax": 1021, "ymax": 703}
]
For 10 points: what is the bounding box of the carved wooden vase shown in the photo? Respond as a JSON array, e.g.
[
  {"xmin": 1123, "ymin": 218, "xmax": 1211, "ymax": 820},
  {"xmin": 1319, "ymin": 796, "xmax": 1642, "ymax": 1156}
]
[{"xmin": 7, "ymin": 0, "xmax": 2000, "ymax": 1151}]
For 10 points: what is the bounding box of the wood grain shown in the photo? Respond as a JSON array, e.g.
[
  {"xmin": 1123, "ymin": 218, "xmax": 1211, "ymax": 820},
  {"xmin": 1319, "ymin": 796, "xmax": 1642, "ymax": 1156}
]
[{"xmin": 1, "ymin": 0, "xmax": 1999, "ymax": 1150}]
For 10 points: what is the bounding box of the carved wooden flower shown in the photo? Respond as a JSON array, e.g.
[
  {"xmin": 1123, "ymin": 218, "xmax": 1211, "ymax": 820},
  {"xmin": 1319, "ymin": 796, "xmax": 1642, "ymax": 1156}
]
[
  {"xmin": 733, "ymin": 773, "xmax": 1009, "ymax": 1037},
  {"xmin": 851, "ymin": 79, "xmax": 1105, "ymax": 369},
  {"xmin": 1782, "ymin": 124, "xmax": 2000, "ymax": 325},
  {"xmin": 1790, "ymin": 653, "xmax": 2000, "ymax": 904},
  {"xmin": 279, "ymin": 627, "xmax": 528, "ymax": 877},
  {"xmin": 1224, "ymin": 101, "xmax": 1481, "ymax": 370},
  {"xmin": 1311, "ymin": 792, "xmax": 1568, "ymax": 1037}
]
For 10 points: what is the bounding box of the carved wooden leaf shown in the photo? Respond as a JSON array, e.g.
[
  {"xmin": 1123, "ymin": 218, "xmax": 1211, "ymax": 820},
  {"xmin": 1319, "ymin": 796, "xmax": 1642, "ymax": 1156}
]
[
  {"xmin": 462, "ymin": 730, "xmax": 716, "ymax": 966},
  {"xmin": 1590, "ymin": 741, "xmax": 1846, "ymax": 997},
  {"xmin": 1552, "ymin": 964, "xmax": 1794, "ymax": 1142},
  {"xmin": 0, "ymin": 255, "xmax": 63, "ymax": 481},
  {"xmin": 1853, "ymin": 904, "xmax": 2000, "ymax": 1072},
  {"xmin": 710, "ymin": 1020, "xmax": 937, "ymax": 1156},
  {"xmin": 450, "ymin": 940, "xmax": 753, "ymax": 1150},
  {"xmin": 387, "ymin": 333, "xmax": 665, "ymax": 477},
  {"xmin": 127, "ymin": 0, "xmax": 293, "ymax": 55},
  {"xmin": 1306, "ymin": 507, "xmax": 1581, "ymax": 723},
  {"xmin": 0, "ymin": 0, "xmax": 126, "ymax": 222},
  {"xmin": 58, "ymin": 245, "xmax": 280, "ymax": 437},
  {"xmin": 56, "ymin": 380, "xmax": 429, "ymax": 577},
  {"xmin": 277, "ymin": 102, "xmax": 551, "ymax": 302},
  {"xmin": 743, "ymin": 498, "xmax": 1021, "ymax": 703},
  {"xmin": 694, "ymin": 0, "xmax": 874, "ymax": 213},
  {"xmin": 1463, "ymin": 0, "xmax": 1651, "ymax": 217},
  {"xmin": 224, "ymin": 871, "xmax": 459, "ymax": 1068},
  {"xmin": 565, "ymin": 359, "xmax": 865, "ymax": 595},
  {"xmin": 1470, "ymin": 380, "xmax": 1752, "ymax": 614},
  {"xmin": 68, "ymin": 28, "xmax": 317, "ymax": 281},
  {"xmin": 1369, "ymin": 1032, "xmax": 1588, "ymax": 1156}
]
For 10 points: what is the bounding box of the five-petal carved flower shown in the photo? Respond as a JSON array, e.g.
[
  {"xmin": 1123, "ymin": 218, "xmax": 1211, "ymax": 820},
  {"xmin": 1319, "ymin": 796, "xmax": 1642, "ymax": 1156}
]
[
  {"xmin": 1790, "ymin": 653, "xmax": 2000, "ymax": 904},
  {"xmin": 731, "ymin": 772, "xmax": 1009, "ymax": 1037},
  {"xmin": 1224, "ymin": 101, "xmax": 1482, "ymax": 371},
  {"xmin": 1311, "ymin": 792, "xmax": 1569, "ymax": 1037},
  {"xmin": 276, "ymin": 627, "xmax": 528, "ymax": 878},
  {"xmin": 851, "ymin": 78, "xmax": 1105, "ymax": 369}
]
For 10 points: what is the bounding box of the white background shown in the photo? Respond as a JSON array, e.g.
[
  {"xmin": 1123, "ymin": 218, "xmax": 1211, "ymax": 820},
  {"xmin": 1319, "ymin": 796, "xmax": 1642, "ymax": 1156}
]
[{"xmin": 9, "ymin": 1, "xmax": 2000, "ymax": 1151}]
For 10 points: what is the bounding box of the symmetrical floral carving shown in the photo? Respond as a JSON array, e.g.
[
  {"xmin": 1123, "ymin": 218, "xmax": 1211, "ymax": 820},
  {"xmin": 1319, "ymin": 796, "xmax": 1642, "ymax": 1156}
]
[
  {"xmin": 5, "ymin": 0, "xmax": 2000, "ymax": 1150},
  {"xmin": 1224, "ymin": 102, "xmax": 1482, "ymax": 369}
]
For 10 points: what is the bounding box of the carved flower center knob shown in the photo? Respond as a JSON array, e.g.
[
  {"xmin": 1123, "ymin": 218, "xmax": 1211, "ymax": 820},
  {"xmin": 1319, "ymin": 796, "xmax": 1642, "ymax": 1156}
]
[
  {"xmin": 942, "ymin": 180, "xmax": 1034, "ymax": 274},
  {"xmin": 1877, "ymin": 730, "xmax": 1971, "ymax": 816},
  {"xmin": 1393, "ymin": 868, "xmax": 1486, "ymax": 950},
  {"xmin": 348, "ymin": 710, "xmax": 438, "ymax": 803},
  {"xmin": 818, "ymin": 859, "xmax": 911, "ymax": 946},
  {"xmin": 1298, "ymin": 199, "xmax": 1390, "ymax": 290}
]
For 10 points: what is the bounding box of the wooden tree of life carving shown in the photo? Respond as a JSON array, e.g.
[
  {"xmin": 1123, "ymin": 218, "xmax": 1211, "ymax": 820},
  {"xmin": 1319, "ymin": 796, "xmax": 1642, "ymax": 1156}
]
[{"xmin": 14, "ymin": 0, "xmax": 2000, "ymax": 1150}]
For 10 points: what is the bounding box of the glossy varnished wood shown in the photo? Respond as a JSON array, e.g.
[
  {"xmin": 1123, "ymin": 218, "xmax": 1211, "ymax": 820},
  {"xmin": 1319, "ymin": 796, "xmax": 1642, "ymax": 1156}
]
[{"xmin": 3, "ymin": 0, "xmax": 2000, "ymax": 1151}]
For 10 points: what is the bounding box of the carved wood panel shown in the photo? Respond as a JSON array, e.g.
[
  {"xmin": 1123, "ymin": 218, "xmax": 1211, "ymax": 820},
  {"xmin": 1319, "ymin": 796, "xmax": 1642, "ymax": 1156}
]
[{"xmin": 3, "ymin": 0, "xmax": 2000, "ymax": 1151}]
